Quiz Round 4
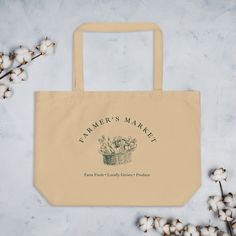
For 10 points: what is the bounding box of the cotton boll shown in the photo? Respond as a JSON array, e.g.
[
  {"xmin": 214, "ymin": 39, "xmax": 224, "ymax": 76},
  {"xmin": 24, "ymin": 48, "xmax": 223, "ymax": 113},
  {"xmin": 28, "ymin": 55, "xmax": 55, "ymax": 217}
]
[
  {"xmin": 224, "ymin": 193, "xmax": 236, "ymax": 208},
  {"xmin": 218, "ymin": 209, "xmax": 233, "ymax": 222},
  {"xmin": 162, "ymin": 223, "xmax": 171, "ymax": 235},
  {"xmin": 138, "ymin": 216, "xmax": 154, "ymax": 233},
  {"xmin": 154, "ymin": 217, "xmax": 168, "ymax": 233},
  {"xmin": 37, "ymin": 37, "xmax": 56, "ymax": 55},
  {"xmin": 2, "ymin": 55, "xmax": 12, "ymax": 68},
  {"xmin": 173, "ymin": 219, "xmax": 184, "ymax": 231},
  {"xmin": 208, "ymin": 226, "xmax": 219, "ymax": 236},
  {"xmin": 9, "ymin": 68, "xmax": 27, "ymax": 83},
  {"xmin": 170, "ymin": 219, "xmax": 184, "ymax": 235},
  {"xmin": 0, "ymin": 84, "xmax": 13, "ymax": 99},
  {"xmin": 208, "ymin": 195, "xmax": 225, "ymax": 212},
  {"xmin": 201, "ymin": 227, "xmax": 209, "ymax": 236},
  {"xmin": 210, "ymin": 168, "xmax": 227, "ymax": 182},
  {"xmin": 0, "ymin": 53, "xmax": 12, "ymax": 71},
  {"xmin": 183, "ymin": 224, "xmax": 200, "ymax": 236},
  {"xmin": 14, "ymin": 46, "xmax": 34, "ymax": 64},
  {"xmin": 4, "ymin": 88, "xmax": 13, "ymax": 98},
  {"xmin": 200, "ymin": 226, "xmax": 218, "ymax": 236}
]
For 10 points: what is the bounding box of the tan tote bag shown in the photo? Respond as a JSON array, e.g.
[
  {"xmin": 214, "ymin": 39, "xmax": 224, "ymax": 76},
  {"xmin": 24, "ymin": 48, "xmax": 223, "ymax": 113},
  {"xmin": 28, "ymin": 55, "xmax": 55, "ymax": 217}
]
[{"xmin": 35, "ymin": 23, "xmax": 201, "ymax": 206}]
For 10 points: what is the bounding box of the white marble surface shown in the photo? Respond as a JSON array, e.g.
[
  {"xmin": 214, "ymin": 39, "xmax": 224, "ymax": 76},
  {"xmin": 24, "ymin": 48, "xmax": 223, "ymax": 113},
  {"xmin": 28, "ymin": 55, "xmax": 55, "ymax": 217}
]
[{"xmin": 0, "ymin": 0, "xmax": 236, "ymax": 235}]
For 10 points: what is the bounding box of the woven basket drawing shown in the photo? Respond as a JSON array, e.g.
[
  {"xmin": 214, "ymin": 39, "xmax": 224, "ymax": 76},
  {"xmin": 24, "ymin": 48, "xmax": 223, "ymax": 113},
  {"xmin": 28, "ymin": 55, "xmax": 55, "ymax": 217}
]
[
  {"xmin": 99, "ymin": 136, "xmax": 137, "ymax": 166},
  {"xmin": 102, "ymin": 148, "xmax": 135, "ymax": 165}
]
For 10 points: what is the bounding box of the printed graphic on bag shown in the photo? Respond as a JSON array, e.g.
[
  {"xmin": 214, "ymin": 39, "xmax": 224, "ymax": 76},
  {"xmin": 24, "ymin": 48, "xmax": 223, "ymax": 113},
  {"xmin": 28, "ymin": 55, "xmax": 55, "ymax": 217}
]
[
  {"xmin": 98, "ymin": 136, "xmax": 137, "ymax": 165},
  {"xmin": 78, "ymin": 116, "xmax": 157, "ymax": 144}
]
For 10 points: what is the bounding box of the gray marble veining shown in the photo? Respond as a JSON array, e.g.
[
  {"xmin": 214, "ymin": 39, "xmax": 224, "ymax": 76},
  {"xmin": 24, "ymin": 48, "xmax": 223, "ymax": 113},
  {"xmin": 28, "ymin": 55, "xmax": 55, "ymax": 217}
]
[{"xmin": 0, "ymin": 0, "xmax": 236, "ymax": 235}]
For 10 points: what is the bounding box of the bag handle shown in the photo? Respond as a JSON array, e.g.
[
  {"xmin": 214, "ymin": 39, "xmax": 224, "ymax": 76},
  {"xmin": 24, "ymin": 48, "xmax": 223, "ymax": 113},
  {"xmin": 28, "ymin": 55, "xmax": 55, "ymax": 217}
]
[{"xmin": 73, "ymin": 22, "xmax": 163, "ymax": 90}]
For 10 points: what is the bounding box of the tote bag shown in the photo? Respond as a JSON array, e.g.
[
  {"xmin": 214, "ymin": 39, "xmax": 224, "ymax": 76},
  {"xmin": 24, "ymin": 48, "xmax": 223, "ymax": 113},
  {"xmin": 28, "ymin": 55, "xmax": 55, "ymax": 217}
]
[{"xmin": 35, "ymin": 23, "xmax": 201, "ymax": 206}]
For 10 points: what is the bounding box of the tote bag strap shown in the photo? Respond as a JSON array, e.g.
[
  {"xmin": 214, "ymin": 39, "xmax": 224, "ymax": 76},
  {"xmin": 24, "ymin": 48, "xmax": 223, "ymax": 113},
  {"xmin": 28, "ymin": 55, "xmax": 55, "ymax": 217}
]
[{"xmin": 73, "ymin": 22, "xmax": 163, "ymax": 91}]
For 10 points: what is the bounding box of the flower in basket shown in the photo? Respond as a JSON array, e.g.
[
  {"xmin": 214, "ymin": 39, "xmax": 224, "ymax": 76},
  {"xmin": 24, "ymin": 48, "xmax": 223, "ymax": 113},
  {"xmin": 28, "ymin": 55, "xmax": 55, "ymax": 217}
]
[{"xmin": 98, "ymin": 136, "xmax": 137, "ymax": 165}]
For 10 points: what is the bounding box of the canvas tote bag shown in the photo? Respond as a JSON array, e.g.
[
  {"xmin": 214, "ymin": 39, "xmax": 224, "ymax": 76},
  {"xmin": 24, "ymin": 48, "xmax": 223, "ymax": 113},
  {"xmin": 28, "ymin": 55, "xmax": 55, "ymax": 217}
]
[{"xmin": 35, "ymin": 23, "xmax": 201, "ymax": 206}]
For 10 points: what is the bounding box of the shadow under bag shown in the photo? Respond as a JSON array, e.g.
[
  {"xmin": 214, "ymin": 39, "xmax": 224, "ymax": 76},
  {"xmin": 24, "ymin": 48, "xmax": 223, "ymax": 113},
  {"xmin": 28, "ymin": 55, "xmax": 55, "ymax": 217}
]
[{"xmin": 34, "ymin": 23, "xmax": 201, "ymax": 206}]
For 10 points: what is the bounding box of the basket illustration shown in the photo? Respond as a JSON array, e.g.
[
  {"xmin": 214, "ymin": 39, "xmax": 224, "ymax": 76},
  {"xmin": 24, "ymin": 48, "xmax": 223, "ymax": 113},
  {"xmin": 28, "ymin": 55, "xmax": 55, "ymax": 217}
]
[{"xmin": 98, "ymin": 136, "xmax": 137, "ymax": 166}]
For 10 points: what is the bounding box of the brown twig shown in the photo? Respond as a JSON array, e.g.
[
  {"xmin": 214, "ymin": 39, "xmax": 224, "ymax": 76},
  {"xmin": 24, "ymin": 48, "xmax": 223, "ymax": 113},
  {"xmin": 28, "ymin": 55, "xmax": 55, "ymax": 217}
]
[
  {"xmin": 218, "ymin": 181, "xmax": 235, "ymax": 236},
  {"xmin": 0, "ymin": 52, "xmax": 43, "ymax": 80},
  {"xmin": 219, "ymin": 181, "xmax": 224, "ymax": 197}
]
